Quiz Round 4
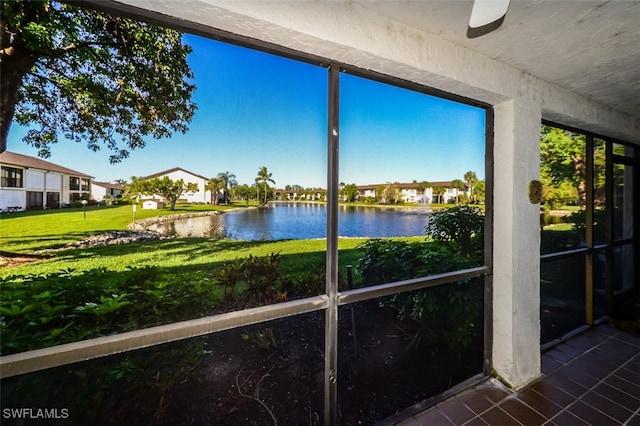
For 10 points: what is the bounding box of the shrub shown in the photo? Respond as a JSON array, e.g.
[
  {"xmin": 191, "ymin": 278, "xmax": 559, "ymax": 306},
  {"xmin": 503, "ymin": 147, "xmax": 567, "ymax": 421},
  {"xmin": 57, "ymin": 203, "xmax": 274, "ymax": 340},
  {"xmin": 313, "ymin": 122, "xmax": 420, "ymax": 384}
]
[
  {"xmin": 212, "ymin": 253, "xmax": 290, "ymax": 309},
  {"xmin": 426, "ymin": 205, "xmax": 484, "ymax": 257},
  {"xmin": 0, "ymin": 266, "xmax": 220, "ymax": 355},
  {"xmin": 356, "ymin": 239, "xmax": 481, "ymax": 352}
]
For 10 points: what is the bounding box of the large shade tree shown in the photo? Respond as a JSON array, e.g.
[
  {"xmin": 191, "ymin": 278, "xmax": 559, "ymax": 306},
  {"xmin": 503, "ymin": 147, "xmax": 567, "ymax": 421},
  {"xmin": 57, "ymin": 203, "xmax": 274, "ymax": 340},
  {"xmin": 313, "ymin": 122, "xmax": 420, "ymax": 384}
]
[
  {"xmin": 1, "ymin": 1, "xmax": 196, "ymax": 162},
  {"xmin": 129, "ymin": 176, "xmax": 198, "ymax": 210},
  {"xmin": 540, "ymin": 125, "xmax": 586, "ymax": 209}
]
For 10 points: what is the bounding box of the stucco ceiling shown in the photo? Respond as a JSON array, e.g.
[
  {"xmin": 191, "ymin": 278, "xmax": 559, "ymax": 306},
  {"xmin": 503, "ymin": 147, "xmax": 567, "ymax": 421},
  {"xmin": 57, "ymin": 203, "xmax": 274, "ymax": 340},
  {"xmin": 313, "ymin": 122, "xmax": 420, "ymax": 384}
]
[{"xmin": 361, "ymin": 0, "xmax": 640, "ymax": 119}]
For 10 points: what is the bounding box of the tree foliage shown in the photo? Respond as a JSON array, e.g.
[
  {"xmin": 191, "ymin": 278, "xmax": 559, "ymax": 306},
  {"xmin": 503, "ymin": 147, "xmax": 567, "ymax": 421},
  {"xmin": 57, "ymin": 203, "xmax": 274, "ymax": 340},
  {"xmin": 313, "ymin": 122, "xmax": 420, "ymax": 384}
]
[
  {"xmin": 450, "ymin": 179, "xmax": 466, "ymax": 205},
  {"xmin": 431, "ymin": 185, "xmax": 446, "ymax": 204},
  {"xmin": 256, "ymin": 166, "xmax": 275, "ymax": 205},
  {"xmin": 464, "ymin": 171, "xmax": 477, "ymax": 202},
  {"xmin": 1, "ymin": 0, "xmax": 196, "ymax": 162},
  {"xmin": 340, "ymin": 183, "xmax": 359, "ymax": 202},
  {"xmin": 426, "ymin": 205, "xmax": 484, "ymax": 256},
  {"xmin": 472, "ymin": 180, "xmax": 486, "ymax": 204},
  {"xmin": 216, "ymin": 171, "xmax": 236, "ymax": 205},
  {"xmin": 129, "ymin": 176, "xmax": 198, "ymax": 210},
  {"xmin": 375, "ymin": 183, "xmax": 401, "ymax": 204},
  {"xmin": 205, "ymin": 177, "xmax": 223, "ymax": 205},
  {"xmin": 539, "ymin": 126, "xmax": 586, "ymax": 209}
]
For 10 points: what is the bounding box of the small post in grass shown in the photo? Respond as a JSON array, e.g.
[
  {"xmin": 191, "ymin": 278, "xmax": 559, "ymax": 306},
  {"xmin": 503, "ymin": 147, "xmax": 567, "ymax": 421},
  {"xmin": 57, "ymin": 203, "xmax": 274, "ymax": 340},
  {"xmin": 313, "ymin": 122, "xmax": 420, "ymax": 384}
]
[
  {"xmin": 81, "ymin": 200, "xmax": 88, "ymax": 219},
  {"xmin": 132, "ymin": 203, "xmax": 137, "ymax": 223}
]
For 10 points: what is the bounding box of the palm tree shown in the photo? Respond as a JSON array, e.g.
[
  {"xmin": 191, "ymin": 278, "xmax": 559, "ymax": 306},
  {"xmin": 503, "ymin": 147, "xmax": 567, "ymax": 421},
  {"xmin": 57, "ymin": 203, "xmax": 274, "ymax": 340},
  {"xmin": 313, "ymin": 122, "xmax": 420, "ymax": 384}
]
[
  {"xmin": 205, "ymin": 177, "xmax": 223, "ymax": 205},
  {"xmin": 417, "ymin": 181, "xmax": 430, "ymax": 204},
  {"xmin": 450, "ymin": 179, "xmax": 466, "ymax": 205},
  {"xmin": 464, "ymin": 170, "xmax": 478, "ymax": 203},
  {"xmin": 432, "ymin": 185, "xmax": 446, "ymax": 204},
  {"xmin": 256, "ymin": 166, "xmax": 275, "ymax": 205},
  {"xmin": 217, "ymin": 171, "xmax": 237, "ymax": 205}
]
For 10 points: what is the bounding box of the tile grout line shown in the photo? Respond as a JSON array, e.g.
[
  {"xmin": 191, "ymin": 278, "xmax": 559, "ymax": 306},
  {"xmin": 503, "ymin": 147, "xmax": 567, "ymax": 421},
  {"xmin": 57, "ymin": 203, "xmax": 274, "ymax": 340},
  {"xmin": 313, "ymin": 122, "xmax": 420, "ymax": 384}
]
[{"xmin": 546, "ymin": 332, "xmax": 638, "ymax": 425}]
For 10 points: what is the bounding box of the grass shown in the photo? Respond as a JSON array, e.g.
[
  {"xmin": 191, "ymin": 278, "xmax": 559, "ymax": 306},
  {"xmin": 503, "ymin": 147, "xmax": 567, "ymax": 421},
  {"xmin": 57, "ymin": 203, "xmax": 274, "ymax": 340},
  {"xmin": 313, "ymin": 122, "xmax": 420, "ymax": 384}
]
[
  {"xmin": 0, "ymin": 203, "xmax": 246, "ymax": 253},
  {"xmin": 0, "ymin": 237, "xmax": 376, "ymax": 279},
  {"xmin": 0, "ymin": 204, "xmax": 426, "ymax": 355},
  {"xmin": 0, "ymin": 203, "xmax": 425, "ymax": 279}
]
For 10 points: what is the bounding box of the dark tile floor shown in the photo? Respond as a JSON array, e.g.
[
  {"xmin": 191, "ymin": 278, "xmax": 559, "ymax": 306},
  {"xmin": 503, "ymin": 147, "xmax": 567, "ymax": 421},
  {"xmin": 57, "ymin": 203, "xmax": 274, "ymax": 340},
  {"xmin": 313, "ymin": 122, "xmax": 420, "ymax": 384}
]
[{"xmin": 394, "ymin": 325, "xmax": 640, "ymax": 425}]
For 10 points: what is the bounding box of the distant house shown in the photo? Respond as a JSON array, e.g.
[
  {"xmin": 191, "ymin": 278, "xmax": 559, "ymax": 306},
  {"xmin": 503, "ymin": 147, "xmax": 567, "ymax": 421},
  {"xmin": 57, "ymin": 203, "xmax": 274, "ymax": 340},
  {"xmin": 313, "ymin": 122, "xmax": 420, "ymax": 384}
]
[
  {"xmin": 140, "ymin": 167, "xmax": 212, "ymax": 204},
  {"xmin": 92, "ymin": 181, "xmax": 125, "ymax": 203},
  {"xmin": 142, "ymin": 199, "xmax": 165, "ymax": 210},
  {"xmin": 0, "ymin": 151, "xmax": 92, "ymax": 211},
  {"xmin": 356, "ymin": 181, "xmax": 468, "ymax": 204}
]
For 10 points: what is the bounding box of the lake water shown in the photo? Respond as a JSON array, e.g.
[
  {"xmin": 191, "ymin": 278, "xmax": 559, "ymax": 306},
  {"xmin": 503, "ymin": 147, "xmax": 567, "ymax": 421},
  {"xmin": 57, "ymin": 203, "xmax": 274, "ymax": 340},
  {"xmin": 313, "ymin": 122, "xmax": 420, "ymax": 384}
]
[{"xmin": 147, "ymin": 202, "xmax": 432, "ymax": 240}]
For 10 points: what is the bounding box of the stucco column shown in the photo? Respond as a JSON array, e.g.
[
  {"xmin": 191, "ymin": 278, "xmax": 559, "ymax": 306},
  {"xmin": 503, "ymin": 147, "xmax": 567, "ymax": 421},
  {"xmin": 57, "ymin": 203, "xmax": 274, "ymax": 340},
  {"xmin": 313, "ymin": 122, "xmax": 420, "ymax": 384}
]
[{"xmin": 492, "ymin": 98, "xmax": 541, "ymax": 389}]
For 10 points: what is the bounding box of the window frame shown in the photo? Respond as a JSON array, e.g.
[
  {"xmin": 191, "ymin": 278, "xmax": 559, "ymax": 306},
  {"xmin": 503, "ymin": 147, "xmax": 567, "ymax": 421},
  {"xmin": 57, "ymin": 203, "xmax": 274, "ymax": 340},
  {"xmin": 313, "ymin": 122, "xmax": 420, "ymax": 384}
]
[
  {"xmin": 1, "ymin": 166, "xmax": 24, "ymax": 188},
  {"xmin": 0, "ymin": 4, "xmax": 495, "ymax": 424},
  {"xmin": 540, "ymin": 120, "xmax": 639, "ymax": 346}
]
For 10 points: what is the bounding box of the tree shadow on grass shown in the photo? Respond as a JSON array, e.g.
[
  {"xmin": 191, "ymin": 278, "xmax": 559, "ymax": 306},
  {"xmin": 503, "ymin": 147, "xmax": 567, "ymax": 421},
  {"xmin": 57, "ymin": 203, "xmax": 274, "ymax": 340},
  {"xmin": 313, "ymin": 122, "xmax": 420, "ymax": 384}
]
[{"xmin": 0, "ymin": 232, "xmax": 102, "ymax": 252}]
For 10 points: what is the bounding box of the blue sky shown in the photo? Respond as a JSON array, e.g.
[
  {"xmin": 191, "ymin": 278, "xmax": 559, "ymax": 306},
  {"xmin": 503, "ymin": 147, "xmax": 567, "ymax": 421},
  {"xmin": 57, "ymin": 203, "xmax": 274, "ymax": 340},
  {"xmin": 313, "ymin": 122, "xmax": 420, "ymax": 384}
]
[{"xmin": 6, "ymin": 34, "xmax": 485, "ymax": 188}]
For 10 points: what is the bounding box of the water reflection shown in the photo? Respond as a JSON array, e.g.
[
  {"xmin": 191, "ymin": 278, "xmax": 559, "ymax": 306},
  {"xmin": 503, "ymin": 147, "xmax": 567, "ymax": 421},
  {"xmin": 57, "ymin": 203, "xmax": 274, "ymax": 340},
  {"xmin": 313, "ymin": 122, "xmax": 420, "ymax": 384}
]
[
  {"xmin": 147, "ymin": 215, "xmax": 225, "ymax": 238},
  {"xmin": 147, "ymin": 203, "xmax": 432, "ymax": 240}
]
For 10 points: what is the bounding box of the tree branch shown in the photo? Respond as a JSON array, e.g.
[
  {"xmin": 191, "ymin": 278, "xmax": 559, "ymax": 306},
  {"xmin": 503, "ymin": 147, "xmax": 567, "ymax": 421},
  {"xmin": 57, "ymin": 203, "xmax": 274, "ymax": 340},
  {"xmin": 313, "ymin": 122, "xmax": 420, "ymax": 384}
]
[{"xmin": 35, "ymin": 40, "xmax": 118, "ymax": 59}]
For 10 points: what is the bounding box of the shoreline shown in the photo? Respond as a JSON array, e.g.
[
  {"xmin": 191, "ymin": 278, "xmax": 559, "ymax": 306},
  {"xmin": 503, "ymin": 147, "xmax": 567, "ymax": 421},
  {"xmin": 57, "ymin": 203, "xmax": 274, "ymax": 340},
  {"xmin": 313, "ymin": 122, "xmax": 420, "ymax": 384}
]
[
  {"xmin": 128, "ymin": 206, "xmax": 256, "ymax": 230},
  {"xmin": 270, "ymin": 200, "xmax": 436, "ymax": 212}
]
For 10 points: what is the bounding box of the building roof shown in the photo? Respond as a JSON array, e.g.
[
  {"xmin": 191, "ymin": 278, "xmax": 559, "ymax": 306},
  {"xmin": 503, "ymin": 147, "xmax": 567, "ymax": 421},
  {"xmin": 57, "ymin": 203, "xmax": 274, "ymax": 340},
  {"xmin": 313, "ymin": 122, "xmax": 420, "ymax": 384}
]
[
  {"xmin": 356, "ymin": 181, "xmax": 466, "ymax": 190},
  {"xmin": 0, "ymin": 151, "xmax": 92, "ymax": 178},
  {"xmin": 141, "ymin": 167, "xmax": 209, "ymax": 181},
  {"xmin": 92, "ymin": 181, "xmax": 125, "ymax": 190}
]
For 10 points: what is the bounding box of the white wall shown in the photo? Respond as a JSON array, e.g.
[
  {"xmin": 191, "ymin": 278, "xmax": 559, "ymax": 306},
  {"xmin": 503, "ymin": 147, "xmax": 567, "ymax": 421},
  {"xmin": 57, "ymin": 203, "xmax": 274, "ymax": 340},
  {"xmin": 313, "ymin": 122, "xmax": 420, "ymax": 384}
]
[
  {"xmin": 0, "ymin": 190, "xmax": 25, "ymax": 210},
  {"xmin": 92, "ymin": 185, "xmax": 107, "ymax": 201},
  {"xmin": 112, "ymin": 0, "xmax": 639, "ymax": 389},
  {"xmin": 25, "ymin": 170, "xmax": 45, "ymax": 190},
  {"xmin": 153, "ymin": 169, "xmax": 210, "ymax": 203},
  {"xmin": 46, "ymin": 173, "xmax": 63, "ymax": 191}
]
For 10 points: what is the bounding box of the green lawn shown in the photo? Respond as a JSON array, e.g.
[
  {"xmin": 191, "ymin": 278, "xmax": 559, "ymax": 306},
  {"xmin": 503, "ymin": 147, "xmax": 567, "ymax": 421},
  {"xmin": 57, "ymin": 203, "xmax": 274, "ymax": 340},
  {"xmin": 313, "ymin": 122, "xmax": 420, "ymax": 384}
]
[
  {"xmin": 0, "ymin": 203, "xmax": 245, "ymax": 253},
  {"xmin": 0, "ymin": 203, "xmax": 424, "ymax": 279},
  {"xmin": 0, "ymin": 237, "xmax": 370, "ymax": 279},
  {"xmin": 0, "ymin": 203, "xmax": 427, "ymax": 355}
]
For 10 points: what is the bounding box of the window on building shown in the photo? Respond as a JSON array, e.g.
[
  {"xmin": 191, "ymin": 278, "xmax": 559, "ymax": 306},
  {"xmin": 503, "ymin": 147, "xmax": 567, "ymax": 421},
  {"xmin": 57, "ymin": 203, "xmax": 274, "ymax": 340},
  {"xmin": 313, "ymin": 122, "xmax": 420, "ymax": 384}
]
[
  {"xmin": 69, "ymin": 176, "xmax": 80, "ymax": 190},
  {"xmin": 1, "ymin": 166, "xmax": 23, "ymax": 188},
  {"xmin": 26, "ymin": 191, "xmax": 43, "ymax": 210},
  {"xmin": 81, "ymin": 178, "xmax": 90, "ymax": 191},
  {"xmin": 46, "ymin": 192, "xmax": 60, "ymax": 208}
]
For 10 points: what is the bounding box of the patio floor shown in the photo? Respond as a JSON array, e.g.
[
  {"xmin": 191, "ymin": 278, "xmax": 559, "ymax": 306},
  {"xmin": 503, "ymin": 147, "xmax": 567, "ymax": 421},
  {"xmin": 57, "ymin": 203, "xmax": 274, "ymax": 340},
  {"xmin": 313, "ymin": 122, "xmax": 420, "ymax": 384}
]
[{"xmin": 392, "ymin": 324, "xmax": 640, "ymax": 425}]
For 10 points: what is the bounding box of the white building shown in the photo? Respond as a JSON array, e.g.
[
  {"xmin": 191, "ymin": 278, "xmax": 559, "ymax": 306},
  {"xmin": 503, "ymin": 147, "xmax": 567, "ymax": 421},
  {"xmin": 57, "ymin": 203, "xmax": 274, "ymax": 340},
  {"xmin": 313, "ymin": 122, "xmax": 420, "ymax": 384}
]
[
  {"xmin": 0, "ymin": 151, "xmax": 92, "ymax": 211},
  {"xmin": 91, "ymin": 181, "xmax": 125, "ymax": 203},
  {"xmin": 356, "ymin": 181, "xmax": 468, "ymax": 204},
  {"xmin": 140, "ymin": 167, "xmax": 212, "ymax": 204}
]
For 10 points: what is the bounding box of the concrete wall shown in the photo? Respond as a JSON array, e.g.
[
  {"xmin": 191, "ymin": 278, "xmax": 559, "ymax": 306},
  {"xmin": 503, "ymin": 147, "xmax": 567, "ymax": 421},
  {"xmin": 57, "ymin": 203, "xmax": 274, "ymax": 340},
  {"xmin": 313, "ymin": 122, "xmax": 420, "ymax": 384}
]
[
  {"xmin": 0, "ymin": 189, "xmax": 24, "ymax": 210},
  {"xmin": 111, "ymin": 0, "xmax": 639, "ymax": 389}
]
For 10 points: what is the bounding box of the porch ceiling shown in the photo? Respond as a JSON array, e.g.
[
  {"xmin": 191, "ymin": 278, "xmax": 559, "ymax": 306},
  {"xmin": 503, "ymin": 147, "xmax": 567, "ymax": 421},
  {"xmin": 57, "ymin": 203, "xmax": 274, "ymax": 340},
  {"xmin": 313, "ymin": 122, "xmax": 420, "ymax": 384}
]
[{"xmin": 361, "ymin": 0, "xmax": 640, "ymax": 120}]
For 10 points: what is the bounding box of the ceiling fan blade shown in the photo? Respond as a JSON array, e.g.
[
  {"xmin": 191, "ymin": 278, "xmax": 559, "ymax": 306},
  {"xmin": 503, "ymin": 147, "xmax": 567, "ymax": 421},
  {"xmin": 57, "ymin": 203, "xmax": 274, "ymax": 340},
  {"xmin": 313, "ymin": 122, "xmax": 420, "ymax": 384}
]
[{"xmin": 467, "ymin": 0, "xmax": 510, "ymax": 38}]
